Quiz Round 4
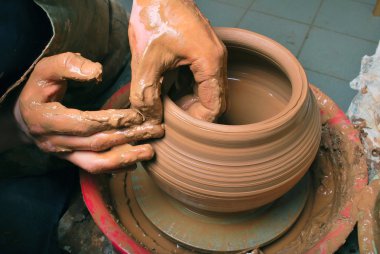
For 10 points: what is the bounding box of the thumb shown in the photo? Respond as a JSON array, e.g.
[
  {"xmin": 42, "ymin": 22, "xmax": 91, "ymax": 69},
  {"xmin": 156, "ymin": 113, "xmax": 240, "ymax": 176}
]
[
  {"xmin": 21, "ymin": 52, "xmax": 102, "ymax": 104},
  {"xmin": 129, "ymin": 43, "xmax": 174, "ymax": 124},
  {"xmin": 188, "ymin": 52, "xmax": 227, "ymax": 122},
  {"xmin": 31, "ymin": 52, "xmax": 102, "ymax": 83}
]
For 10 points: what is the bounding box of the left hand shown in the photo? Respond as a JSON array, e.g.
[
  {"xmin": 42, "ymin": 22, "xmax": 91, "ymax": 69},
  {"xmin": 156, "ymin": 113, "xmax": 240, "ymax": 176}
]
[{"xmin": 14, "ymin": 52, "xmax": 164, "ymax": 173}]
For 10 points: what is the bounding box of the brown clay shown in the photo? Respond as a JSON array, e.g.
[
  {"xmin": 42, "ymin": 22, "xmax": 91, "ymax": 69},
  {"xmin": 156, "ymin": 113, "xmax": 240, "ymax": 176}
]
[
  {"xmin": 17, "ymin": 52, "xmax": 164, "ymax": 173},
  {"xmin": 264, "ymin": 86, "xmax": 367, "ymax": 253},
  {"xmin": 357, "ymin": 179, "xmax": 380, "ymax": 253},
  {"xmin": 143, "ymin": 28, "xmax": 321, "ymax": 213},
  {"xmin": 106, "ymin": 86, "xmax": 367, "ymax": 253}
]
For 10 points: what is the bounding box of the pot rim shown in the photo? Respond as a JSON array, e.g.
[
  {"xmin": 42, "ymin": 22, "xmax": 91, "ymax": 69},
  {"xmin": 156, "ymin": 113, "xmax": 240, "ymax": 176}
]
[{"xmin": 164, "ymin": 27, "xmax": 308, "ymax": 135}]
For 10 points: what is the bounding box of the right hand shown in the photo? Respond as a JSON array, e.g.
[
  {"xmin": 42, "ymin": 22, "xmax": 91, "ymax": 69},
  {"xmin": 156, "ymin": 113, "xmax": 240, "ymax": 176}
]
[
  {"xmin": 16, "ymin": 52, "xmax": 164, "ymax": 173},
  {"xmin": 129, "ymin": 0, "xmax": 227, "ymax": 123}
]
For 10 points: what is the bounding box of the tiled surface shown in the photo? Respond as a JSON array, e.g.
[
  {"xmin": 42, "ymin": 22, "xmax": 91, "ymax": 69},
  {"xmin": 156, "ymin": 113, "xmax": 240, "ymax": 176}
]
[
  {"xmin": 194, "ymin": 0, "xmax": 380, "ymax": 111},
  {"xmin": 194, "ymin": 0, "xmax": 247, "ymax": 27},
  {"xmin": 353, "ymin": 0, "xmax": 377, "ymax": 4},
  {"xmin": 315, "ymin": 0, "xmax": 380, "ymax": 42},
  {"xmin": 251, "ymin": 0, "xmax": 322, "ymax": 24},
  {"xmin": 306, "ymin": 70, "xmax": 357, "ymax": 111},
  {"xmin": 214, "ymin": 0, "xmax": 254, "ymax": 8},
  {"xmin": 238, "ymin": 11, "xmax": 309, "ymax": 54},
  {"xmin": 299, "ymin": 27, "xmax": 378, "ymax": 81}
]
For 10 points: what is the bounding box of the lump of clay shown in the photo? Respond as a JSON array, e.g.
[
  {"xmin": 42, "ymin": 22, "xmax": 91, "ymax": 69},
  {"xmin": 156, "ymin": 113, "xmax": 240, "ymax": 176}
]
[{"xmin": 347, "ymin": 42, "xmax": 380, "ymax": 181}]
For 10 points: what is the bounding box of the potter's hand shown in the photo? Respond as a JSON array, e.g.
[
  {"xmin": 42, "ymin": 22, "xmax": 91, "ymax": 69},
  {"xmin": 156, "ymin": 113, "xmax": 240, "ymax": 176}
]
[
  {"xmin": 129, "ymin": 0, "xmax": 227, "ymax": 123},
  {"xmin": 16, "ymin": 52, "xmax": 164, "ymax": 173}
]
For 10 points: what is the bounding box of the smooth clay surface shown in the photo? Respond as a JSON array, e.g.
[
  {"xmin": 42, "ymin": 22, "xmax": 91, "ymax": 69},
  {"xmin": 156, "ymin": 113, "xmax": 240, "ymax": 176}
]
[
  {"xmin": 143, "ymin": 28, "xmax": 321, "ymax": 213},
  {"xmin": 106, "ymin": 86, "xmax": 367, "ymax": 253},
  {"xmin": 357, "ymin": 179, "xmax": 380, "ymax": 253}
]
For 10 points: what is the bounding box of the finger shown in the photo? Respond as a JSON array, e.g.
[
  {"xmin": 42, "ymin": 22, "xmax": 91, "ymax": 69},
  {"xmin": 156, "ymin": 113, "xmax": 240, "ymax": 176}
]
[
  {"xmin": 189, "ymin": 43, "xmax": 227, "ymax": 122},
  {"xmin": 30, "ymin": 52, "xmax": 102, "ymax": 84},
  {"xmin": 20, "ymin": 52, "xmax": 102, "ymax": 105},
  {"xmin": 175, "ymin": 94, "xmax": 213, "ymax": 122},
  {"xmin": 20, "ymin": 101, "xmax": 145, "ymax": 136},
  {"xmin": 36, "ymin": 123, "xmax": 164, "ymax": 152},
  {"xmin": 129, "ymin": 34, "xmax": 172, "ymax": 123},
  {"xmin": 61, "ymin": 143, "xmax": 154, "ymax": 174}
]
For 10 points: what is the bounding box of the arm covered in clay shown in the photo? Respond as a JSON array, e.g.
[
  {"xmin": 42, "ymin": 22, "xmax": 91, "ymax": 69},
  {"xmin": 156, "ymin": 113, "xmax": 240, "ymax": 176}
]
[
  {"xmin": 12, "ymin": 52, "xmax": 164, "ymax": 173},
  {"xmin": 129, "ymin": 0, "xmax": 227, "ymax": 123}
]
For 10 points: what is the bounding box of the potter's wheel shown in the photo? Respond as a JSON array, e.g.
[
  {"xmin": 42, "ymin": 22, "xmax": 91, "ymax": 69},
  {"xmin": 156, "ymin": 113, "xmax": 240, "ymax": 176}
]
[
  {"xmin": 109, "ymin": 167, "xmax": 310, "ymax": 253},
  {"xmin": 81, "ymin": 85, "xmax": 368, "ymax": 253},
  {"xmin": 126, "ymin": 165, "xmax": 310, "ymax": 252}
]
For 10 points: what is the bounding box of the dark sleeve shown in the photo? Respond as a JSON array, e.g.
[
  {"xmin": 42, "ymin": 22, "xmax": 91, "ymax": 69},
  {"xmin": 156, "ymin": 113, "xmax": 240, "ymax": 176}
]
[{"xmin": 0, "ymin": 0, "xmax": 52, "ymax": 95}]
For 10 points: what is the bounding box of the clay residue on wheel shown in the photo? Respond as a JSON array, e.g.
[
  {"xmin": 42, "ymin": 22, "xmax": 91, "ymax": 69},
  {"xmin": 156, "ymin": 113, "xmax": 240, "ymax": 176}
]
[
  {"xmin": 105, "ymin": 86, "xmax": 367, "ymax": 253},
  {"xmin": 357, "ymin": 179, "xmax": 380, "ymax": 253},
  {"xmin": 262, "ymin": 86, "xmax": 367, "ymax": 254}
]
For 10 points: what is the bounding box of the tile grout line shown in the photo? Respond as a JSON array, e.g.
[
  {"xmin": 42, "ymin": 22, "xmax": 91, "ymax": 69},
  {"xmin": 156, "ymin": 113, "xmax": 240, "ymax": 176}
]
[
  {"xmin": 212, "ymin": 0, "xmax": 250, "ymax": 10},
  {"xmin": 251, "ymin": 9, "xmax": 311, "ymax": 25},
  {"xmin": 350, "ymin": 0, "xmax": 377, "ymax": 7},
  {"xmin": 235, "ymin": 0, "xmax": 257, "ymax": 27},
  {"xmin": 212, "ymin": 0, "xmax": 379, "ymax": 44},
  {"xmin": 304, "ymin": 68, "xmax": 352, "ymax": 83},
  {"xmin": 313, "ymin": 25, "xmax": 379, "ymax": 44},
  {"xmin": 238, "ymin": 8, "xmax": 378, "ymax": 44},
  {"xmin": 295, "ymin": 0, "xmax": 325, "ymax": 58}
]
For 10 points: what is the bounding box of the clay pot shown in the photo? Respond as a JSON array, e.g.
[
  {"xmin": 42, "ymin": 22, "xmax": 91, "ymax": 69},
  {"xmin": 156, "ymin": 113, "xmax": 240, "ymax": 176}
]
[{"xmin": 143, "ymin": 27, "xmax": 321, "ymax": 213}]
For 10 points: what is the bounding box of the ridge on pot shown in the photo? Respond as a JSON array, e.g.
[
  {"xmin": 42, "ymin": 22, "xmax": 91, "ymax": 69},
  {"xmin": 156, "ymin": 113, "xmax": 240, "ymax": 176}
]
[{"xmin": 143, "ymin": 27, "xmax": 322, "ymax": 213}]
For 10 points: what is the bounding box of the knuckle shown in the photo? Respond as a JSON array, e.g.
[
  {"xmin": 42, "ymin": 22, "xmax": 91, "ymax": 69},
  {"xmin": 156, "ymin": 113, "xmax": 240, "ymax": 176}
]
[
  {"xmin": 60, "ymin": 52, "xmax": 80, "ymax": 69},
  {"xmin": 129, "ymin": 94, "xmax": 145, "ymax": 108},
  {"xmin": 82, "ymin": 165, "xmax": 98, "ymax": 174},
  {"xmin": 82, "ymin": 161, "xmax": 103, "ymax": 174},
  {"xmin": 33, "ymin": 57, "xmax": 50, "ymax": 75},
  {"xmin": 90, "ymin": 139, "xmax": 109, "ymax": 152},
  {"xmin": 36, "ymin": 140, "xmax": 55, "ymax": 153},
  {"xmin": 194, "ymin": 57, "xmax": 220, "ymax": 80},
  {"xmin": 149, "ymin": 125, "xmax": 165, "ymax": 138},
  {"xmin": 27, "ymin": 124, "xmax": 45, "ymax": 136},
  {"xmin": 214, "ymin": 42, "xmax": 227, "ymax": 61},
  {"xmin": 71, "ymin": 122, "xmax": 96, "ymax": 136}
]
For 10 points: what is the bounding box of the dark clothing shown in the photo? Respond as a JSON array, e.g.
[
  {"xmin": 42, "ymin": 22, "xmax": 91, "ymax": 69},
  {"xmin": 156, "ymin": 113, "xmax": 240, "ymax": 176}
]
[
  {"xmin": 0, "ymin": 0, "xmax": 52, "ymax": 95},
  {"xmin": 0, "ymin": 169, "xmax": 77, "ymax": 254},
  {"xmin": 0, "ymin": 0, "xmax": 131, "ymax": 253}
]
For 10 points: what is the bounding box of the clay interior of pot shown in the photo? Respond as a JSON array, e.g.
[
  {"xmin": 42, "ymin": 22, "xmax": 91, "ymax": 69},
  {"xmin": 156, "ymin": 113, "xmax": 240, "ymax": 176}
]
[{"xmin": 168, "ymin": 46, "xmax": 292, "ymax": 125}]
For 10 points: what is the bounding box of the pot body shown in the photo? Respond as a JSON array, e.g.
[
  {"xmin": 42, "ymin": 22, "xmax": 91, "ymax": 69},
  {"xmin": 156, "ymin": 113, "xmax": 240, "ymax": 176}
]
[{"xmin": 144, "ymin": 28, "xmax": 321, "ymax": 213}]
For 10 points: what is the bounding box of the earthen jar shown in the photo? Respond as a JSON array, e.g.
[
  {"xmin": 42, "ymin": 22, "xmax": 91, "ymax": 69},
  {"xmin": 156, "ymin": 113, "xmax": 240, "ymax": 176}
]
[{"xmin": 143, "ymin": 27, "xmax": 321, "ymax": 213}]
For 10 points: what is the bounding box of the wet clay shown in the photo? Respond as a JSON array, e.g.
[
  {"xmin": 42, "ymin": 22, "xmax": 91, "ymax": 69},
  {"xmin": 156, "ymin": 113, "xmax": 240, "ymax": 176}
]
[
  {"xmin": 129, "ymin": 0, "xmax": 227, "ymax": 123},
  {"xmin": 357, "ymin": 179, "xmax": 380, "ymax": 253},
  {"xmin": 17, "ymin": 52, "xmax": 164, "ymax": 172},
  {"xmin": 143, "ymin": 28, "xmax": 321, "ymax": 213},
  {"xmin": 262, "ymin": 86, "xmax": 367, "ymax": 253},
  {"xmin": 216, "ymin": 48, "xmax": 291, "ymax": 125},
  {"xmin": 80, "ymin": 28, "xmax": 367, "ymax": 253},
  {"xmin": 105, "ymin": 86, "xmax": 367, "ymax": 254},
  {"xmin": 128, "ymin": 165, "xmax": 309, "ymax": 252},
  {"xmin": 19, "ymin": 52, "xmax": 144, "ymax": 137}
]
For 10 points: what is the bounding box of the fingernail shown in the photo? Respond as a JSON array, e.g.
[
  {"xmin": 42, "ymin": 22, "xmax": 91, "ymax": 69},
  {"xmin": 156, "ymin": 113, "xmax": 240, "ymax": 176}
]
[
  {"xmin": 137, "ymin": 145, "xmax": 154, "ymax": 160},
  {"xmin": 81, "ymin": 61, "xmax": 102, "ymax": 79}
]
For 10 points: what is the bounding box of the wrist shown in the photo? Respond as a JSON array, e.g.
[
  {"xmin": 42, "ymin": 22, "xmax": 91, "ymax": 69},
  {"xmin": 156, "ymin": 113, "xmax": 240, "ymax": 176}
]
[{"xmin": 13, "ymin": 99, "xmax": 33, "ymax": 144}]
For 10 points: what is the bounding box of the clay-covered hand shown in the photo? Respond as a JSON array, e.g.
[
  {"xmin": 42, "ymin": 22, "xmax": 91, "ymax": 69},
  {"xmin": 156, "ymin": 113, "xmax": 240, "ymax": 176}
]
[
  {"xmin": 16, "ymin": 52, "xmax": 164, "ymax": 173},
  {"xmin": 129, "ymin": 0, "xmax": 227, "ymax": 123}
]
